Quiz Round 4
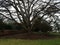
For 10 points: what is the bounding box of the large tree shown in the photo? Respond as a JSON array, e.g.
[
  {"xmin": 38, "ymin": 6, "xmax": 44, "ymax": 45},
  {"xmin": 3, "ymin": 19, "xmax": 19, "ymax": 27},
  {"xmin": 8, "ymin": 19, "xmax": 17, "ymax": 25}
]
[{"xmin": 0, "ymin": 0, "xmax": 60, "ymax": 32}]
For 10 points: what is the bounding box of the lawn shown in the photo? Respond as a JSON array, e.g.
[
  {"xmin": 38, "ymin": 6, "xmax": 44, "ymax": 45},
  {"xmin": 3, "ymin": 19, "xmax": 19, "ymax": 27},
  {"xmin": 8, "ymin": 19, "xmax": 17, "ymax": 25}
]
[{"xmin": 0, "ymin": 38, "xmax": 60, "ymax": 45}]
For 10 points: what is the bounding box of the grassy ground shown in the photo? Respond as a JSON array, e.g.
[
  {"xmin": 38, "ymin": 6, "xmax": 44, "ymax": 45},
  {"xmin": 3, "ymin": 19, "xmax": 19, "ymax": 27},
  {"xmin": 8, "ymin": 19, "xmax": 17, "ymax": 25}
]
[{"xmin": 0, "ymin": 38, "xmax": 60, "ymax": 45}]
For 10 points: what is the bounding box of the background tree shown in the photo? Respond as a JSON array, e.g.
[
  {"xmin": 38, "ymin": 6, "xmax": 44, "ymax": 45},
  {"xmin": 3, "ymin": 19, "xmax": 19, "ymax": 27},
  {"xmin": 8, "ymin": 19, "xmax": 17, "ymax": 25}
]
[
  {"xmin": 32, "ymin": 17, "xmax": 52, "ymax": 32},
  {"xmin": 0, "ymin": 0, "xmax": 60, "ymax": 33}
]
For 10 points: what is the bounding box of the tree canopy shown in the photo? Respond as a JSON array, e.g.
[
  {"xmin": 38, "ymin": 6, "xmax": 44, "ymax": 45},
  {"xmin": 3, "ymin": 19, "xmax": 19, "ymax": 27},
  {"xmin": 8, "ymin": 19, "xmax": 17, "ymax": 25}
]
[{"xmin": 0, "ymin": 0, "xmax": 60, "ymax": 32}]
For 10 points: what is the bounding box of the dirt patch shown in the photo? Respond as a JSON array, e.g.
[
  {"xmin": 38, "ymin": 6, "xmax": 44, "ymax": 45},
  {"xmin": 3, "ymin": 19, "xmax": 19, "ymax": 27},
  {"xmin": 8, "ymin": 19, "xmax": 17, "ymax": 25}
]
[
  {"xmin": 0, "ymin": 32, "xmax": 59, "ymax": 40},
  {"xmin": 0, "ymin": 30, "xmax": 60, "ymax": 39}
]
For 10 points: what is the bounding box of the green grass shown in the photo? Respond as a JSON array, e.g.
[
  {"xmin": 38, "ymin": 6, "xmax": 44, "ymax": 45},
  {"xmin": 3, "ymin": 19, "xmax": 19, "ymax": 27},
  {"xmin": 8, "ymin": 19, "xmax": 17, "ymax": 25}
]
[
  {"xmin": 50, "ymin": 32, "xmax": 60, "ymax": 35},
  {"xmin": 0, "ymin": 38, "xmax": 60, "ymax": 45}
]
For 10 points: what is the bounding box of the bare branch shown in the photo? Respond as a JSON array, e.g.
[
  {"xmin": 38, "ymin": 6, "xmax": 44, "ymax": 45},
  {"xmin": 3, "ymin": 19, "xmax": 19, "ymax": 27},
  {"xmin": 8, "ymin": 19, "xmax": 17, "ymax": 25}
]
[
  {"xmin": 0, "ymin": 13, "xmax": 12, "ymax": 20},
  {"xmin": 40, "ymin": 0, "xmax": 51, "ymax": 11},
  {"xmin": 54, "ymin": 2, "xmax": 60, "ymax": 5},
  {"xmin": 3, "ymin": 6, "xmax": 18, "ymax": 23}
]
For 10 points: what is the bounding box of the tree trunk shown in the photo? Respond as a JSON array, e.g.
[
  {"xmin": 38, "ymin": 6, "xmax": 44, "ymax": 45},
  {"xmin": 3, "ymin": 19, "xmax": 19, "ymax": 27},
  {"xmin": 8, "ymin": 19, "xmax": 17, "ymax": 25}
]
[{"xmin": 27, "ymin": 27, "xmax": 32, "ymax": 35}]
